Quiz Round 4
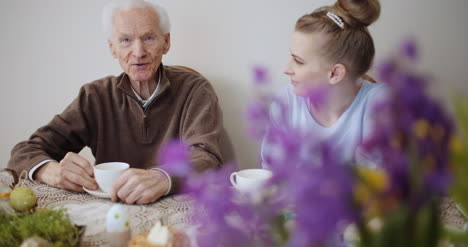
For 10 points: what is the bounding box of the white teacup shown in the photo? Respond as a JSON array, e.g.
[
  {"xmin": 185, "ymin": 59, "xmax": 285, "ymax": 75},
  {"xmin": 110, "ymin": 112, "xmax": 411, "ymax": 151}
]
[
  {"xmin": 230, "ymin": 169, "xmax": 273, "ymax": 193},
  {"xmin": 94, "ymin": 162, "xmax": 129, "ymax": 193}
]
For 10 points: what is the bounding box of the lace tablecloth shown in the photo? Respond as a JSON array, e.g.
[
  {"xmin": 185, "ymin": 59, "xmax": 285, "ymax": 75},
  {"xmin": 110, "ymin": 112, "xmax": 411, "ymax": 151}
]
[
  {"xmin": 1, "ymin": 173, "xmax": 467, "ymax": 246},
  {"xmin": 441, "ymin": 197, "xmax": 468, "ymax": 230},
  {"xmin": 0, "ymin": 173, "xmax": 198, "ymax": 247}
]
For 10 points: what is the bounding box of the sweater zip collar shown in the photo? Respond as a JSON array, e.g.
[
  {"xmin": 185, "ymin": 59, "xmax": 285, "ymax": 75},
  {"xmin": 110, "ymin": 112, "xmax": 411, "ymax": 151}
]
[
  {"xmin": 117, "ymin": 64, "xmax": 171, "ymax": 111},
  {"xmin": 131, "ymin": 69, "xmax": 162, "ymax": 109}
]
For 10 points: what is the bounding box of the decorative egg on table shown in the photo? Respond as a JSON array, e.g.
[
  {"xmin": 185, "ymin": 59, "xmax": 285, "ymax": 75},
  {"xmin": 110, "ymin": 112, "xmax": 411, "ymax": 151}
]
[
  {"xmin": 20, "ymin": 236, "xmax": 53, "ymax": 247},
  {"xmin": 9, "ymin": 186, "xmax": 37, "ymax": 212},
  {"xmin": 106, "ymin": 204, "xmax": 131, "ymax": 247}
]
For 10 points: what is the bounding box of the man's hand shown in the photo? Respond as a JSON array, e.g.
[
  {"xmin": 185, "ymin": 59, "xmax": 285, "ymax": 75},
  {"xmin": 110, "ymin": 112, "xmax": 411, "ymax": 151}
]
[
  {"xmin": 110, "ymin": 168, "xmax": 169, "ymax": 205},
  {"xmin": 35, "ymin": 152, "xmax": 98, "ymax": 192}
]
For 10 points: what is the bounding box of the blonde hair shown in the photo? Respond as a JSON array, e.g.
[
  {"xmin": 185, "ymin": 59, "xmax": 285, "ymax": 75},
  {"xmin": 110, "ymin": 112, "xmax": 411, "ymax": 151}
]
[{"xmin": 295, "ymin": 0, "xmax": 380, "ymax": 78}]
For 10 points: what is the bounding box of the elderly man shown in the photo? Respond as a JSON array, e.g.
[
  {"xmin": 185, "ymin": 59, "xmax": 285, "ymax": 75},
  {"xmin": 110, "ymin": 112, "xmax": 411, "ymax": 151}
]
[{"xmin": 8, "ymin": 0, "xmax": 224, "ymax": 204}]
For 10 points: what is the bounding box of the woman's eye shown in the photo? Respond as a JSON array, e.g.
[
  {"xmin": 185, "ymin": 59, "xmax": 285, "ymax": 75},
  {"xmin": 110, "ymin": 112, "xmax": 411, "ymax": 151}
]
[{"xmin": 294, "ymin": 59, "xmax": 304, "ymax": 65}]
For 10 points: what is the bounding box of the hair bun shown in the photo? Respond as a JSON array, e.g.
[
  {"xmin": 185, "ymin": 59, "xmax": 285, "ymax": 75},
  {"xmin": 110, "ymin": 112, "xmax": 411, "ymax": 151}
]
[{"xmin": 332, "ymin": 0, "xmax": 380, "ymax": 28}]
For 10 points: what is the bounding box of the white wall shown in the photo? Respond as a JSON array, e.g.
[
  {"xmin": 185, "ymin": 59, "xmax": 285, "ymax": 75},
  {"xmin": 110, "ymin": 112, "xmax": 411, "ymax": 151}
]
[{"xmin": 1, "ymin": 0, "xmax": 466, "ymax": 170}]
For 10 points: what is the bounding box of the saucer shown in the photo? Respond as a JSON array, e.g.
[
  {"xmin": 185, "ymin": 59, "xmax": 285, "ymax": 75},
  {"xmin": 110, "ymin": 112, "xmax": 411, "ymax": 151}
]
[{"xmin": 83, "ymin": 187, "xmax": 111, "ymax": 198}]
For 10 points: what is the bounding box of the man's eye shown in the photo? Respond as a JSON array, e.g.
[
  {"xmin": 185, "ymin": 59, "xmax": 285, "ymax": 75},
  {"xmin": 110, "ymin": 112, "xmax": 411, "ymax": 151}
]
[
  {"xmin": 144, "ymin": 36, "xmax": 154, "ymax": 42},
  {"xmin": 121, "ymin": 38, "xmax": 131, "ymax": 43}
]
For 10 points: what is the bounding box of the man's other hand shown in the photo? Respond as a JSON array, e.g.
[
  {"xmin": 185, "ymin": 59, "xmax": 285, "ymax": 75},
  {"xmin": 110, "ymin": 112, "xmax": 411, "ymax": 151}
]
[
  {"xmin": 35, "ymin": 152, "xmax": 98, "ymax": 192},
  {"xmin": 110, "ymin": 168, "xmax": 170, "ymax": 204}
]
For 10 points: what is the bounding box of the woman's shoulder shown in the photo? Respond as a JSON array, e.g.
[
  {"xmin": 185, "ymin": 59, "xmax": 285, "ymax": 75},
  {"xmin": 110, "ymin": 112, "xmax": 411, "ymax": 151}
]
[
  {"xmin": 358, "ymin": 80, "xmax": 390, "ymax": 105},
  {"xmin": 360, "ymin": 80, "xmax": 388, "ymax": 95}
]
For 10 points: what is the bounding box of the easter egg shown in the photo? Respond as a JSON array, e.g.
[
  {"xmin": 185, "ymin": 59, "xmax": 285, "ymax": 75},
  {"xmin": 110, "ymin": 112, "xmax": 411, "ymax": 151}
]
[
  {"xmin": 10, "ymin": 186, "xmax": 36, "ymax": 212},
  {"xmin": 106, "ymin": 204, "xmax": 130, "ymax": 232}
]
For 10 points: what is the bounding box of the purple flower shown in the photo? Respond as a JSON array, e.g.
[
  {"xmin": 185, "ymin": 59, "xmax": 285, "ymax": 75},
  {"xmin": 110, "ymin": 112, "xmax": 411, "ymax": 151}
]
[
  {"xmin": 304, "ymin": 84, "xmax": 330, "ymax": 110},
  {"xmin": 184, "ymin": 166, "xmax": 280, "ymax": 247},
  {"xmin": 377, "ymin": 60, "xmax": 397, "ymax": 82},
  {"xmin": 264, "ymin": 123, "xmax": 357, "ymax": 245},
  {"xmin": 252, "ymin": 65, "xmax": 271, "ymax": 85},
  {"xmin": 245, "ymin": 100, "xmax": 270, "ymax": 138},
  {"xmin": 183, "ymin": 167, "xmax": 245, "ymax": 246},
  {"xmin": 158, "ymin": 139, "xmax": 191, "ymax": 177},
  {"xmin": 284, "ymin": 144, "xmax": 356, "ymax": 246},
  {"xmin": 400, "ymin": 38, "xmax": 419, "ymax": 61},
  {"xmin": 364, "ymin": 50, "xmax": 454, "ymax": 209}
]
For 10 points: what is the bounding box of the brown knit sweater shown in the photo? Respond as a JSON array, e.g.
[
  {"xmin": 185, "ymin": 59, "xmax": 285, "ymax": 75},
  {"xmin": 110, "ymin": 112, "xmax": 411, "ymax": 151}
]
[{"xmin": 8, "ymin": 65, "xmax": 224, "ymax": 192}]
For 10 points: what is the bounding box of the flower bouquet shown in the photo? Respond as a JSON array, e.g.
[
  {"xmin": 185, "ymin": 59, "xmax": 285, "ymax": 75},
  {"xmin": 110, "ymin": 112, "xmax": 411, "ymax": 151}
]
[{"xmin": 159, "ymin": 40, "xmax": 468, "ymax": 247}]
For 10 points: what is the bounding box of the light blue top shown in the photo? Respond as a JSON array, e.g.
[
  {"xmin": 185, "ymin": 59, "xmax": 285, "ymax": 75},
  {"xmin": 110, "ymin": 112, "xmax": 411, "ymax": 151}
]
[{"xmin": 261, "ymin": 81, "xmax": 388, "ymax": 167}]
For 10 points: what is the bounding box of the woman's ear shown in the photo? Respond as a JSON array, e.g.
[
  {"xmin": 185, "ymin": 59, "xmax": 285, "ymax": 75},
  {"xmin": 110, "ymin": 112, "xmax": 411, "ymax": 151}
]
[{"xmin": 327, "ymin": 63, "xmax": 347, "ymax": 85}]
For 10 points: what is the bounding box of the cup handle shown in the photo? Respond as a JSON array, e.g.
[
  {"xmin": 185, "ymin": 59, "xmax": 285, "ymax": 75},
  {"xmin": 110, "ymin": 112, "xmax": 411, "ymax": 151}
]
[{"xmin": 230, "ymin": 172, "xmax": 238, "ymax": 189}]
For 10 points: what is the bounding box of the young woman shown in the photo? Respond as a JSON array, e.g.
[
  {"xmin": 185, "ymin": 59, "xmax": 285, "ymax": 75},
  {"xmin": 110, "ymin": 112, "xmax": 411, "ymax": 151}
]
[{"xmin": 262, "ymin": 0, "xmax": 386, "ymax": 167}]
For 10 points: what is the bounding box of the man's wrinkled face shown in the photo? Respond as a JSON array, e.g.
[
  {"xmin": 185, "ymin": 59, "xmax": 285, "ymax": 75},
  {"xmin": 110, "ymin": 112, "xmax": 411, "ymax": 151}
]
[{"xmin": 108, "ymin": 7, "xmax": 170, "ymax": 82}]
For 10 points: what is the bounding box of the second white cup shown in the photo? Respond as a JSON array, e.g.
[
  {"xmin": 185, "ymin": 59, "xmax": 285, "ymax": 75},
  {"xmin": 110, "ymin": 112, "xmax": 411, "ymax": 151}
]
[
  {"xmin": 94, "ymin": 162, "xmax": 129, "ymax": 193},
  {"xmin": 230, "ymin": 169, "xmax": 273, "ymax": 193}
]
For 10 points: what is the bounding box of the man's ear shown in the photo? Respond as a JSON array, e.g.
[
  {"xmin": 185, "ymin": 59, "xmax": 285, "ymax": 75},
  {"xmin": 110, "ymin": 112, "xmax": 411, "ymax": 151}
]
[
  {"xmin": 162, "ymin": 33, "xmax": 171, "ymax": 54},
  {"xmin": 108, "ymin": 40, "xmax": 117, "ymax": 58},
  {"xmin": 327, "ymin": 63, "xmax": 347, "ymax": 85}
]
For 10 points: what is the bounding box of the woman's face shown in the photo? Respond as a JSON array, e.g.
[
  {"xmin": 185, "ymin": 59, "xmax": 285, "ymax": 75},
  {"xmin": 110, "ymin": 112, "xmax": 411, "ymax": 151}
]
[{"xmin": 284, "ymin": 31, "xmax": 332, "ymax": 96}]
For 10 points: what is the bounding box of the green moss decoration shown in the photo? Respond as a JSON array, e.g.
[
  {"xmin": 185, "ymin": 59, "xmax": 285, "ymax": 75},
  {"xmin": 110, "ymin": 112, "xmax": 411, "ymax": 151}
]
[{"xmin": 0, "ymin": 209, "xmax": 81, "ymax": 247}]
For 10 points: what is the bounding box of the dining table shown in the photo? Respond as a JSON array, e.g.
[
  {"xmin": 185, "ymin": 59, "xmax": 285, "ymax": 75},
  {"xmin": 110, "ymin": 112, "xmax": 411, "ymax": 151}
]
[
  {"xmin": 0, "ymin": 172, "xmax": 199, "ymax": 247},
  {"xmin": 1, "ymin": 172, "xmax": 467, "ymax": 247}
]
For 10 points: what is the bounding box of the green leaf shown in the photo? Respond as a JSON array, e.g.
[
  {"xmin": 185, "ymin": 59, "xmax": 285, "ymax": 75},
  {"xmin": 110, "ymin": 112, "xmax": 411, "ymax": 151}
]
[
  {"xmin": 412, "ymin": 199, "xmax": 440, "ymax": 247},
  {"xmin": 450, "ymin": 96, "xmax": 468, "ymax": 221},
  {"xmin": 441, "ymin": 225, "xmax": 468, "ymax": 245}
]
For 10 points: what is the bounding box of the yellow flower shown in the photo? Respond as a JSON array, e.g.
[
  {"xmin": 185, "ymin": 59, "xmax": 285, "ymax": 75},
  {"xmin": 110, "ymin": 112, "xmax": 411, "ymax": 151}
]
[
  {"xmin": 412, "ymin": 119, "xmax": 430, "ymax": 139},
  {"xmin": 449, "ymin": 135, "xmax": 465, "ymax": 171},
  {"xmin": 450, "ymin": 135, "xmax": 464, "ymax": 154},
  {"xmin": 356, "ymin": 168, "xmax": 388, "ymax": 193},
  {"xmin": 354, "ymin": 168, "xmax": 391, "ymax": 216}
]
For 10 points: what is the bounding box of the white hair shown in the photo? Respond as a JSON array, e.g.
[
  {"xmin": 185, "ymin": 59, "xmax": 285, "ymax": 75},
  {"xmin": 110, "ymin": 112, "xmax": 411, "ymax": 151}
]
[{"xmin": 102, "ymin": 0, "xmax": 171, "ymax": 40}]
